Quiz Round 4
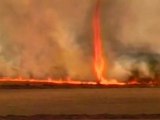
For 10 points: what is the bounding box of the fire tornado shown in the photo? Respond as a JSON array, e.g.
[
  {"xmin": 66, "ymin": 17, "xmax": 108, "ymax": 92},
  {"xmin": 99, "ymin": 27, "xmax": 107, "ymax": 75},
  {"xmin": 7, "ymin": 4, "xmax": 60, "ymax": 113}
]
[
  {"xmin": 93, "ymin": 0, "xmax": 105, "ymax": 84},
  {"xmin": 92, "ymin": 0, "xmax": 125, "ymax": 85}
]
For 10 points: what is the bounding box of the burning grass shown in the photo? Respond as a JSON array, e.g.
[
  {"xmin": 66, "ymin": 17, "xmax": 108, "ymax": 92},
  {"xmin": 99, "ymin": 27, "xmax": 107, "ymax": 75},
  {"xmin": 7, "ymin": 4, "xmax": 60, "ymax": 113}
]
[{"xmin": 0, "ymin": 77, "xmax": 159, "ymax": 89}]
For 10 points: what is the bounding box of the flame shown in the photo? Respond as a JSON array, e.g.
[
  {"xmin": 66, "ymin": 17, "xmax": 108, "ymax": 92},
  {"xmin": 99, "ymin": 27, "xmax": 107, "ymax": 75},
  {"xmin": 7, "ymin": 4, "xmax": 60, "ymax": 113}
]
[
  {"xmin": 0, "ymin": 77, "xmax": 156, "ymax": 87},
  {"xmin": 127, "ymin": 79, "xmax": 140, "ymax": 85},
  {"xmin": 92, "ymin": 0, "xmax": 123, "ymax": 85},
  {"xmin": 93, "ymin": 0, "xmax": 105, "ymax": 83}
]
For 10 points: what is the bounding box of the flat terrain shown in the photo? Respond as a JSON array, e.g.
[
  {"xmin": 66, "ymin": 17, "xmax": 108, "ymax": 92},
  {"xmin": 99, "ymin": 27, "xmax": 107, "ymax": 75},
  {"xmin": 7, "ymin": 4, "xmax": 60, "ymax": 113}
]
[{"xmin": 0, "ymin": 88, "xmax": 160, "ymax": 116}]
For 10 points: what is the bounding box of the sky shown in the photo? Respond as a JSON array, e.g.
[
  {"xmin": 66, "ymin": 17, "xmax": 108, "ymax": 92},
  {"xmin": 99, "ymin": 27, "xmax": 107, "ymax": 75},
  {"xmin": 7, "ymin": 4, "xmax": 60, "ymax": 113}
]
[{"xmin": 0, "ymin": 0, "xmax": 160, "ymax": 81}]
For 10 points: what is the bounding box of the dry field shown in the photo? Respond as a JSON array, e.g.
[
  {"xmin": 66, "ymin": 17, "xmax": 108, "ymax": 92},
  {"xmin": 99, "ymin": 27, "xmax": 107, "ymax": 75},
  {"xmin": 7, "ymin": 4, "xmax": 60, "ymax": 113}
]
[{"xmin": 0, "ymin": 88, "xmax": 160, "ymax": 119}]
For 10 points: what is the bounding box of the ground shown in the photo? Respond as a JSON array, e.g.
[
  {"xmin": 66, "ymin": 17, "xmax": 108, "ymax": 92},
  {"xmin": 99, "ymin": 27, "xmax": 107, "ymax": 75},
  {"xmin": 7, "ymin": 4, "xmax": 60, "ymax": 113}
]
[{"xmin": 0, "ymin": 88, "xmax": 160, "ymax": 119}]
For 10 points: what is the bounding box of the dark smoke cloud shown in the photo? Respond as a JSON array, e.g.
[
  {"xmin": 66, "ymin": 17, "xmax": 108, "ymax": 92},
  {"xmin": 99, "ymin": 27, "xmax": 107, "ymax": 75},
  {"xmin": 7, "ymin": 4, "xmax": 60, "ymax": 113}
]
[{"xmin": 0, "ymin": 0, "xmax": 160, "ymax": 81}]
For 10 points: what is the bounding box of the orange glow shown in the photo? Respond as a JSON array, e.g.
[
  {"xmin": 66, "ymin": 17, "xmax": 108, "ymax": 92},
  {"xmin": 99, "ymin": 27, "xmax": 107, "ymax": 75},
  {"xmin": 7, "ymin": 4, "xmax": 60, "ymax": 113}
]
[
  {"xmin": 100, "ymin": 78, "xmax": 125, "ymax": 85},
  {"xmin": 127, "ymin": 79, "xmax": 140, "ymax": 85},
  {"xmin": 0, "ymin": 77, "xmax": 96, "ymax": 86},
  {"xmin": 92, "ymin": 0, "xmax": 123, "ymax": 85},
  {"xmin": 93, "ymin": 0, "xmax": 105, "ymax": 83},
  {"xmin": 0, "ymin": 77, "xmax": 157, "ymax": 87}
]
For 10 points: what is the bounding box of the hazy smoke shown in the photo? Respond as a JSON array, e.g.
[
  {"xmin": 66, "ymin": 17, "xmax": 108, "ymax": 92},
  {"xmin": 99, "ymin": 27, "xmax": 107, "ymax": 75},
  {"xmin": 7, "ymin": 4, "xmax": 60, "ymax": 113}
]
[
  {"xmin": 0, "ymin": 0, "xmax": 160, "ymax": 81},
  {"xmin": 0, "ymin": 0, "xmax": 95, "ymax": 80},
  {"xmin": 101, "ymin": 0, "xmax": 160, "ymax": 81}
]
